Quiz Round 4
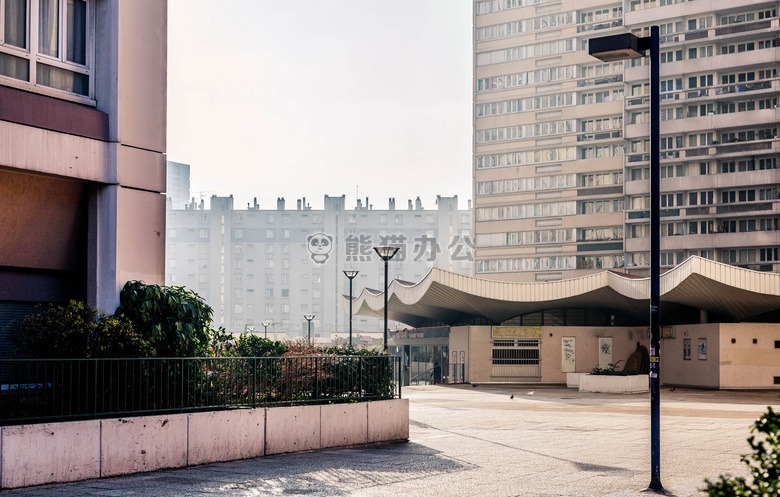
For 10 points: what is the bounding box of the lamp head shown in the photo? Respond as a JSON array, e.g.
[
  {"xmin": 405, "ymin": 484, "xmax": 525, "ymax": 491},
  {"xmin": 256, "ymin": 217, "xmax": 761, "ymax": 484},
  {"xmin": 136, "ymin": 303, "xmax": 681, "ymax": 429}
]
[
  {"xmin": 303, "ymin": 314, "xmax": 315, "ymax": 322},
  {"xmin": 589, "ymin": 33, "xmax": 645, "ymax": 62},
  {"xmin": 373, "ymin": 246, "xmax": 400, "ymax": 261},
  {"xmin": 343, "ymin": 269, "xmax": 359, "ymax": 279}
]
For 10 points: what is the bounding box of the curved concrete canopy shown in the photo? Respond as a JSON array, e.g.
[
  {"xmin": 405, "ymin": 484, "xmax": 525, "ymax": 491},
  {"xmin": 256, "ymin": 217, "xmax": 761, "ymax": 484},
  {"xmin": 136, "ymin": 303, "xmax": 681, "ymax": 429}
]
[{"xmin": 344, "ymin": 256, "xmax": 780, "ymax": 328}]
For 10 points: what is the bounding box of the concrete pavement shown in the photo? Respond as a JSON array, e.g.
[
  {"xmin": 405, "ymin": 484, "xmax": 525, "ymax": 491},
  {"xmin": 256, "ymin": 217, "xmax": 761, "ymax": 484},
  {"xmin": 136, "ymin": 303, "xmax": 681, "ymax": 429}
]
[{"xmin": 2, "ymin": 385, "xmax": 778, "ymax": 496}]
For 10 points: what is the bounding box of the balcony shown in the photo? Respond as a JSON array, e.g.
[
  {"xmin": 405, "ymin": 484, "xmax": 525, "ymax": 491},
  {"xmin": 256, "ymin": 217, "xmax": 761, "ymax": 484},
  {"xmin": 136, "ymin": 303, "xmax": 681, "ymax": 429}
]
[
  {"xmin": 624, "ymin": 48, "xmax": 780, "ymax": 84},
  {"xmin": 625, "ymin": 231, "xmax": 780, "ymax": 253},
  {"xmin": 577, "ymin": 19, "xmax": 623, "ymax": 34},
  {"xmin": 625, "ymin": 0, "xmax": 776, "ymax": 33}
]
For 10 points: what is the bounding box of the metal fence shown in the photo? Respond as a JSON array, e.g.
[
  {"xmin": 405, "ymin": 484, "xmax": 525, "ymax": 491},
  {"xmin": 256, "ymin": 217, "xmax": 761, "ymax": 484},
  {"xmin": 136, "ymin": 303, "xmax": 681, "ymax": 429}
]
[{"xmin": 0, "ymin": 356, "xmax": 401, "ymax": 426}]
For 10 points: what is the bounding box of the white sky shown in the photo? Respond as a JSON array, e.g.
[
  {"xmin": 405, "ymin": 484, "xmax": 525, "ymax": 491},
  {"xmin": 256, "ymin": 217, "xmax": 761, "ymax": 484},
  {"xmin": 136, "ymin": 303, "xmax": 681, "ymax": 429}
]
[{"xmin": 167, "ymin": 1, "xmax": 474, "ymax": 211}]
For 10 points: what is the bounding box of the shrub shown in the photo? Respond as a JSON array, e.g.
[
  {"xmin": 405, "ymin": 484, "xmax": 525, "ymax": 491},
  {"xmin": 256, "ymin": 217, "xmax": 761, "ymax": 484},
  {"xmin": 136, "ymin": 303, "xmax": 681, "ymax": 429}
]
[
  {"xmin": 704, "ymin": 406, "xmax": 779, "ymax": 496},
  {"xmin": 9, "ymin": 300, "xmax": 150, "ymax": 358},
  {"xmin": 590, "ymin": 360, "xmax": 640, "ymax": 376},
  {"xmin": 232, "ymin": 334, "xmax": 288, "ymax": 357},
  {"xmin": 115, "ymin": 281, "xmax": 213, "ymax": 357}
]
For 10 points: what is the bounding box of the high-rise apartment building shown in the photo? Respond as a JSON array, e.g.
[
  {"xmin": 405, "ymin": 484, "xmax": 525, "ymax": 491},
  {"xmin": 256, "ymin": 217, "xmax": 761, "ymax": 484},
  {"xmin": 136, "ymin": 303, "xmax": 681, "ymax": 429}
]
[
  {"xmin": 473, "ymin": 0, "xmax": 780, "ymax": 281},
  {"xmin": 166, "ymin": 195, "xmax": 472, "ymax": 338}
]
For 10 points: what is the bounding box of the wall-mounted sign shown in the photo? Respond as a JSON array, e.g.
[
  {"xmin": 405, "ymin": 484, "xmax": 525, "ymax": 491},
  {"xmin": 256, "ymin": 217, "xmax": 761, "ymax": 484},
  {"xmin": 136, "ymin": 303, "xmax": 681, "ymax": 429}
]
[{"xmin": 492, "ymin": 326, "xmax": 542, "ymax": 338}]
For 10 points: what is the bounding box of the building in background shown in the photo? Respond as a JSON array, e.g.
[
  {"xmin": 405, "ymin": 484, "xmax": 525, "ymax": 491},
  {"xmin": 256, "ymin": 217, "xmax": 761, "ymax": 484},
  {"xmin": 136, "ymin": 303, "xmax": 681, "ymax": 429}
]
[
  {"xmin": 0, "ymin": 1, "xmax": 167, "ymax": 346},
  {"xmin": 166, "ymin": 161, "xmax": 191, "ymax": 210},
  {"xmin": 166, "ymin": 195, "xmax": 472, "ymax": 339},
  {"xmin": 473, "ymin": 0, "xmax": 779, "ymax": 282}
]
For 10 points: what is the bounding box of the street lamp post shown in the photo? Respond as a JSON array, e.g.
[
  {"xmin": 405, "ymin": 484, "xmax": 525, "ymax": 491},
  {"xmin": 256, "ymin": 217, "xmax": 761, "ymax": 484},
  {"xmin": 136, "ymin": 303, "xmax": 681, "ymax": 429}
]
[
  {"xmin": 373, "ymin": 246, "xmax": 400, "ymax": 353},
  {"xmin": 589, "ymin": 27, "xmax": 662, "ymax": 492},
  {"xmin": 343, "ymin": 270, "xmax": 359, "ymax": 347},
  {"xmin": 247, "ymin": 326, "xmax": 255, "ymax": 336},
  {"xmin": 303, "ymin": 314, "xmax": 315, "ymax": 344},
  {"xmin": 261, "ymin": 321, "xmax": 271, "ymax": 339}
]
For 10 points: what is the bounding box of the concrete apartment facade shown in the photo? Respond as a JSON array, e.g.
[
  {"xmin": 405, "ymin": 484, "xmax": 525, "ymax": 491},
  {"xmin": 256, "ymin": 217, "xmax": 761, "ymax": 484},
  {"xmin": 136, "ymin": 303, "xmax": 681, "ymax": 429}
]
[
  {"xmin": 166, "ymin": 195, "xmax": 472, "ymax": 339},
  {"xmin": 0, "ymin": 0, "xmax": 167, "ymax": 339},
  {"xmin": 473, "ymin": 0, "xmax": 780, "ymax": 282}
]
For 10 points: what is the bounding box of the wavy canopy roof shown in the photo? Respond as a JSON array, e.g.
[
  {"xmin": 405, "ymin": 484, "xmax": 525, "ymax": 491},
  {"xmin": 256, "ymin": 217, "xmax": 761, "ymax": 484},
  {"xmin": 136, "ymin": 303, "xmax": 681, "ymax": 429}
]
[{"xmin": 344, "ymin": 257, "xmax": 780, "ymax": 328}]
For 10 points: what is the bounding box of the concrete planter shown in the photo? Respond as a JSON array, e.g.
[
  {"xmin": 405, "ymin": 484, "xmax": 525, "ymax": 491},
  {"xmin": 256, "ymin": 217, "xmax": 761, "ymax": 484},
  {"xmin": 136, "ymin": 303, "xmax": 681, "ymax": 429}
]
[
  {"xmin": 566, "ymin": 373, "xmax": 589, "ymax": 388},
  {"xmin": 0, "ymin": 399, "xmax": 409, "ymax": 490},
  {"xmin": 579, "ymin": 374, "xmax": 649, "ymax": 394}
]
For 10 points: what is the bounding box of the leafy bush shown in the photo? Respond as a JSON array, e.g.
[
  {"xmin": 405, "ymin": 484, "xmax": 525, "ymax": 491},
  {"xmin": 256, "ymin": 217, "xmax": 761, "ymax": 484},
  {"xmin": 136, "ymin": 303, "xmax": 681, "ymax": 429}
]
[
  {"xmin": 10, "ymin": 300, "xmax": 150, "ymax": 358},
  {"xmin": 232, "ymin": 334, "xmax": 288, "ymax": 357},
  {"xmin": 115, "ymin": 281, "xmax": 214, "ymax": 357},
  {"xmin": 590, "ymin": 360, "xmax": 641, "ymax": 376},
  {"xmin": 704, "ymin": 406, "xmax": 779, "ymax": 496}
]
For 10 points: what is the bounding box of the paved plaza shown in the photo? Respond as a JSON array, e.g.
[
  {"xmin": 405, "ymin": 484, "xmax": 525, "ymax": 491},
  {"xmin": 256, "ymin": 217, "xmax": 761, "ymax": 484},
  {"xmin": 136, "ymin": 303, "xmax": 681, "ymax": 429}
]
[{"xmin": 3, "ymin": 385, "xmax": 778, "ymax": 496}]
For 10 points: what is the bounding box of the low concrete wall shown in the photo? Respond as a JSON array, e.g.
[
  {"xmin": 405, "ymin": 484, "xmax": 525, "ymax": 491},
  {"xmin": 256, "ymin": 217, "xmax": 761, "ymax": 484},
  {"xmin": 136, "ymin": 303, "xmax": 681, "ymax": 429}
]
[
  {"xmin": 101, "ymin": 414, "xmax": 188, "ymax": 477},
  {"xmin": 0, "ymin": 399, "xmax": 408, "ymax": 490},
  {"xmin": 579, "ymin": 374, "xmax": 649, "ymax": 394},
  {"xmin": 1, "ymin": 420, "xmax": 100, "ymax": 488},
  {"xmin": 187, "ymin": 409, "xmax": 265, "ymax": 466},
  {"xmin": 265, "ymin": 405, "xmax": 321, "ymax": 455}
]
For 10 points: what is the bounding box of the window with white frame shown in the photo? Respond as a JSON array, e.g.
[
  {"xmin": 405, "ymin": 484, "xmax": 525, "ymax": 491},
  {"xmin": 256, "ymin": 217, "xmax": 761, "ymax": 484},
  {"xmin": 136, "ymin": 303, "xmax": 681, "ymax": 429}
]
[{"xmin": 0, "ymin": 0, "xmax": 93, "ymax": 100}]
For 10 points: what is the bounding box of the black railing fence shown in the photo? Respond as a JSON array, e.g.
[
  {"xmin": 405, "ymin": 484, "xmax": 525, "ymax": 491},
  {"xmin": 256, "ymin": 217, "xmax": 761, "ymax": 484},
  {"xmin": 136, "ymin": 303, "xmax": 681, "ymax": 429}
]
[{"xmin": 0, "ymin": 356, "xmax": 401, "ymax": 426}]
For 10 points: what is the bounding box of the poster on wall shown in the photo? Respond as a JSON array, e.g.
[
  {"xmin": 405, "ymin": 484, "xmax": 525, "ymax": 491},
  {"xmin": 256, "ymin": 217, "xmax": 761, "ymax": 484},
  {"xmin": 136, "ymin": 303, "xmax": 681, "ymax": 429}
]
[
  {"xmin": 698, "ymin": 338, "xmax": 707, "ymax": 360},
  {"xmin": 598, "ymin": 337, "xmax": 613, "ymax": 370},
  {"xmin": 683, "ymin": 338, "xmax": 691, "ymax": 360},
  {"xmin": 562, "ymin": 337, "xmax": 575, "ymax": 373}
]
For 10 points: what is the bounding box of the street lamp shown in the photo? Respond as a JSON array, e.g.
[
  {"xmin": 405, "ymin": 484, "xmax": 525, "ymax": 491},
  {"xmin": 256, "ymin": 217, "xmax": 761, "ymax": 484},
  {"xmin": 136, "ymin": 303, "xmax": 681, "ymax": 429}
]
[
  {"xmin": 303, "ymin": 314, "xmax": 315, "ymax": 344},
  {"xmin": 590, "ymin": 27, "xmax": 662, "ymax": 493},
  {"xmin": 261, "ymin": 321, "xmax": 271, "ymax": 339},
  {"xmin": 247, "ymin": 326, "xmax": 255, "ymax": 336},
  {"xmin": 343, "ymin": 270, "xmax": 359, "ymax": 347},
  {"xmin": 373, "ymin": 246, "xmax": 400, "ymax": 353}
]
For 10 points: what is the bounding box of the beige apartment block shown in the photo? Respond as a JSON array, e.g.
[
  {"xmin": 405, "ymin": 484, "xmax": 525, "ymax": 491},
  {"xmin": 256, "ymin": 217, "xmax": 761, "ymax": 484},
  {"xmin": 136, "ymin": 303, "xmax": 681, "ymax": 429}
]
[{"xmin": 473, "ymin": 0, "xmax": 780, "ymax": 282}]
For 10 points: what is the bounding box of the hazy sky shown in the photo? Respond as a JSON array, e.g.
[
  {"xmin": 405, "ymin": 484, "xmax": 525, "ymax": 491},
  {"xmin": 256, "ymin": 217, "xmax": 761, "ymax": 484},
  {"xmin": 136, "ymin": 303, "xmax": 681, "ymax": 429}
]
[{"xmin": 167, "ymin": 1, "xmax": 473, "ymax": 211}]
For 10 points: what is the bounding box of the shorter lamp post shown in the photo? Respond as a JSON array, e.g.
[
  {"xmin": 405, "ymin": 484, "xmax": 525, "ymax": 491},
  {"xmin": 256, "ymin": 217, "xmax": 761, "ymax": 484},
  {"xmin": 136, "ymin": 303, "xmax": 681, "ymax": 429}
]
[
  {"xmin": 373, "ymin": 246, "xmax": 400, "ymax": 352},
  {"xmin": 261, "ymin": 321, "xmax": 271, "ymax": 339},
  {"xmin": 303, "ymin": 314, "xmax": 315, "ymax": 344},
  {"xmin": 247, "ymin": 326, "xmax": 255, "ymax": 336},
  {"xmin": 343, "ymin": 269, "xmax": 359, "ymax": 347}
]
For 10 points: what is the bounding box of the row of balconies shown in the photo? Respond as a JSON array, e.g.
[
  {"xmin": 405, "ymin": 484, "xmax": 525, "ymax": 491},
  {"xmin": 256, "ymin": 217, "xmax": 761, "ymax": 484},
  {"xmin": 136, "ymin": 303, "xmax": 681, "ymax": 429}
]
[
  {"xmin": 625, "ymin": 167, "xmax": 780, "ymax": 195},
  {"xmin": 625, "ymin": 138, "xmax": 780, "ymax": 165},
  {"xmin": 623, "ymin": 0, "xmax": 776, "ymax": 31},
  {"xmin": 625, "ymin": 107, "xmax": 779, "ymax": 139},
  {"xmin": 625, "ymin": 46, "xmax": 780, "ymax": 84},
  {"xmin": 625, "ymin": 230, "xmax": 780, "ymax": 252},
  {"xmin": 625, "ymin": 79, "xmax": 777, "ymax": 109}
]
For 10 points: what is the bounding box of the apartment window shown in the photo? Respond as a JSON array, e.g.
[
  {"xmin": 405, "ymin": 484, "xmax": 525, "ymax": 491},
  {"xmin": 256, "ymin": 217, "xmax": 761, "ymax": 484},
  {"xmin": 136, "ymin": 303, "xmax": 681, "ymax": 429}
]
[
  {"xmin": 0, "ymin": 0, "xmax": 93, "ymax": 99},
  {"xmin": 265, "ymin": 289, "xmax": 273, "ymax": 298},
  {"xmin": 265, "ymin": 274, "xmax": 273, "ymax": 283},
  {"xmin": 266, "ymin": 229, "xmax": 274, "ymax": 239},
  {"xmin": 281, "ymin": 289, "xmax": 289, "ymax": 298}
]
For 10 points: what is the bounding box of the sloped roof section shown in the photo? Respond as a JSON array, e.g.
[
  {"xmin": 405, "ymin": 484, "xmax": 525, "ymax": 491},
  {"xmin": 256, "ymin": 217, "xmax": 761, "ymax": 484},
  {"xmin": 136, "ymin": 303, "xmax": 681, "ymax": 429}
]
[{"xmin": 344, "ymin": 256, "xmax": 780, "ymax": 327}]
